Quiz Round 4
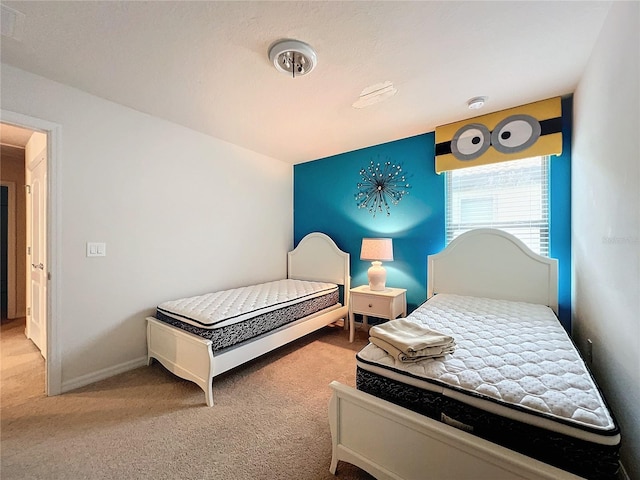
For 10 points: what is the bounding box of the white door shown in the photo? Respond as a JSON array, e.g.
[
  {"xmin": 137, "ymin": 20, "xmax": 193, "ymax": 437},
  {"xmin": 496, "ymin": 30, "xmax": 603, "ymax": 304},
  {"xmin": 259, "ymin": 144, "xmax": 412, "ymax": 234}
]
[{"xmin": 26, "ymin": 148, "xmax": 47, "ymax": 358}]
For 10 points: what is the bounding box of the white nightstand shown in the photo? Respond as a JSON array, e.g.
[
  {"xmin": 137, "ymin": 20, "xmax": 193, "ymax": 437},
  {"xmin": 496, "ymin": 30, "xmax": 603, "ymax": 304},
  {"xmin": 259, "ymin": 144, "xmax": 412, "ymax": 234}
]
[{"xmin": 349, "ymin": 285, "xmax": 407, "ymax": 342}]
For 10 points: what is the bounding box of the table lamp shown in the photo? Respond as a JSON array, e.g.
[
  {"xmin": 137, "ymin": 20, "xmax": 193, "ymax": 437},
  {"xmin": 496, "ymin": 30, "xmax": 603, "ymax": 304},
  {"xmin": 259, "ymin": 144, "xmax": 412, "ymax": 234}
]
[{"xmin": 360, "ymin": 238, "xmax": 394, "ymax": 291}]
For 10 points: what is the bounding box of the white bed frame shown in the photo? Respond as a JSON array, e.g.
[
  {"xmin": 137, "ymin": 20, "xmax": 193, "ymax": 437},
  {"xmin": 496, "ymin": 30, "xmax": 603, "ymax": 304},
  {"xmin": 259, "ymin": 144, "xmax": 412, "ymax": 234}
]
[
  {"xmin": 328, "ymin": 229, "xmax": 582, "ymax": 480},
  {"xmin": 147, "ymin": 232, "xmax": 350, "ymax": 407}
]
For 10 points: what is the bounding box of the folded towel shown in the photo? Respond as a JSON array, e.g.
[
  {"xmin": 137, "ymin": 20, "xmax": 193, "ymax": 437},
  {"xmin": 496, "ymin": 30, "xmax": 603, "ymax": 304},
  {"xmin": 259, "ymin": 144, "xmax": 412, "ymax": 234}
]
[
  {"xmin": 370, "ymin": 336, "xmax": 455, "ymax": 362},
  {"xmin": 369, "ymin": 318, "xmax": 455, "ymax": 357}
]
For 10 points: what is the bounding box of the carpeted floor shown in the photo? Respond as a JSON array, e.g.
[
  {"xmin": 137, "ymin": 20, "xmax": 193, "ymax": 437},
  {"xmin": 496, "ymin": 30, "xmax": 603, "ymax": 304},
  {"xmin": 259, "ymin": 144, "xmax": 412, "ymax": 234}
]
[{"xmin": 1, "ymin": 319, "xmax": 375, "ymax": 479}]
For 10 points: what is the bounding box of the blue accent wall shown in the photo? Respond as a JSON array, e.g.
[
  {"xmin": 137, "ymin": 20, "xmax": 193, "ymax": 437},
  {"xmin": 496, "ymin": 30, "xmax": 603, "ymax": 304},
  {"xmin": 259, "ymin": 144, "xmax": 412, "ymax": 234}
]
[
  {"xmin": 550, "ymin": 96, "xmax": 573, "ymax": 330},
  {"xmin": 294, "ymin": 97, "xmax": 572, "ymax": 329},
  {"xmin": 294, "ymin": 133, "xmax": 445, "ymax": 312}
]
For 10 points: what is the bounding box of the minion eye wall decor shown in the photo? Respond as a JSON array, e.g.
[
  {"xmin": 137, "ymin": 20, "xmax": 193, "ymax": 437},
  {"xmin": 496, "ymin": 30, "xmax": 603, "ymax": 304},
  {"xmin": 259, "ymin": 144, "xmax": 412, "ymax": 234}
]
[{"xmin": 435, "ymin": 97, "xmax": 562, "ymax": 173}]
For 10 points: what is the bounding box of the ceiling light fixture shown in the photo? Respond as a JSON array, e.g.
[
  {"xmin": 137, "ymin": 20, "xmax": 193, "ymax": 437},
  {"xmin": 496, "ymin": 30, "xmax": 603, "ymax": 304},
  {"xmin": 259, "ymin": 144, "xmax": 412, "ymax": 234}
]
[
  {"xmin": 268, "ymin": 39, "xmax": 317, "ymax": 78},
  {"xmin": 467, "ymin": 96, "xmax": 487, "ymax": 110},
  {"xmin": 352, "ymin": 81, "xmax": 398, "ymax": 109}
]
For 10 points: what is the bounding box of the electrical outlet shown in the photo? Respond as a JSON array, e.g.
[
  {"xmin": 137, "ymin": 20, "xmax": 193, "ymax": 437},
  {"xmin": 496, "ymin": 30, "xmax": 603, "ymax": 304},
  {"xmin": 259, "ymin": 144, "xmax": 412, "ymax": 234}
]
[{"xmin": 586, "ymin": 338, "xmax": 593, "ymax": 364}]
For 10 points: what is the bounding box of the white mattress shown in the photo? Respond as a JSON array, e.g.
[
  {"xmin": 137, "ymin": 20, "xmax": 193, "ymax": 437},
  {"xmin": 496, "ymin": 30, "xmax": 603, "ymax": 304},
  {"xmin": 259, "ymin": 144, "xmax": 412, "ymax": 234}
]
[
  {"xmin": 357, "ymin": 294, "xmax": 619, "ymax": 445},
  {"xmin": 158, "ymin": 279, "xmax": 338, "ymax": 330}
]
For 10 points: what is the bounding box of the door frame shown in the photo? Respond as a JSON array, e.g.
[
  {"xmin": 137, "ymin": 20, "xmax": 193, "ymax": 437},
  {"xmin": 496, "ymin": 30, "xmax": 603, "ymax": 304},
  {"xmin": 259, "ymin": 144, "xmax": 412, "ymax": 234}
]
[{"xmin": 1, "ymin": 109, "xmax": 61, "ymax": 396}]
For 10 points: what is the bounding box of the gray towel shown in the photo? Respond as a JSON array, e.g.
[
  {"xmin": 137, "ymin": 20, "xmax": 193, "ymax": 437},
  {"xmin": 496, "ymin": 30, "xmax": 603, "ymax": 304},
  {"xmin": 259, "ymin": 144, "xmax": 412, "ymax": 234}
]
[
  {"xmin": 369, "ymin": 336, "xmax": 455, "ymax": 362},
  {"xmin": 369, "ymin": 318, "xmax": 455, "ymax": 359}
]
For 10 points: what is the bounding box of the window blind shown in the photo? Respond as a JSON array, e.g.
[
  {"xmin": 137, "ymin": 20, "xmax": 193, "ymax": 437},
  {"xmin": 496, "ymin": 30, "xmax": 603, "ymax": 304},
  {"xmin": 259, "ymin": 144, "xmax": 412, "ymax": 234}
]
[{"xmin": 445, "ymin": 156, "xmax": 550, "ymax": 256}]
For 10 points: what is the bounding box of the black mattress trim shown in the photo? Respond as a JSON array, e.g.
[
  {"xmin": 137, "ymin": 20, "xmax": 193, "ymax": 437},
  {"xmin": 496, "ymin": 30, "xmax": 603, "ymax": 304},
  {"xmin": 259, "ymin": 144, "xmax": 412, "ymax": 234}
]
[
  {"xmin": 356, "ymin": 352, "xmax": 620, "ymax": 438},
  {"xmin": 156, "ymin": 289, "xmax": 339, "ymax": 353},
  {"xmin": 356, "ymin": 367, "xmax": 620, "ymax": 480},
  {"xmin": 157, "ymin": 284, "xmax": 337, "ymax": 328}
]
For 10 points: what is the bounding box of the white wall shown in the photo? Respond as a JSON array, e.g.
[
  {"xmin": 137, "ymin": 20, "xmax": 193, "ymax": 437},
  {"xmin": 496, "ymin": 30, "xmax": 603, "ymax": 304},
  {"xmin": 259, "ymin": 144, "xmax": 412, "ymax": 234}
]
[
  {"xmin": 1, "ymin": 64, "xmax": 293, "ymax": 388},
  {"xmin": 572, "ymin": 2, "xmax": 639, "ymax": 478}
]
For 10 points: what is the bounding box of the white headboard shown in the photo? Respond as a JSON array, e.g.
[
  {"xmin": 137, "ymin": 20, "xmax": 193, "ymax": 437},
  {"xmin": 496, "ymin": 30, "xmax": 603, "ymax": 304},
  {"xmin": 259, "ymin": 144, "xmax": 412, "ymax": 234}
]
[
  {"xmin": 427, "ymin": 229, "xmax": 558, "ymax": 314},
  {"xmin": 288, "ymin": 232, "xmax": 350, "ymax": 289}
]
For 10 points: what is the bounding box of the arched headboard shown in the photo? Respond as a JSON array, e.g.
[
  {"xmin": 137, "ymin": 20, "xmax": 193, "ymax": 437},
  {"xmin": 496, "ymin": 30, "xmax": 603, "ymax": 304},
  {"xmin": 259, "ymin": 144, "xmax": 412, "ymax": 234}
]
[
  {"xmin": 427, "ymin": 229, "xmax": 558, "ymax": 314},
  {"xmin": 287, "ymin": 233, "xmax": 351, "ymax": 304}
]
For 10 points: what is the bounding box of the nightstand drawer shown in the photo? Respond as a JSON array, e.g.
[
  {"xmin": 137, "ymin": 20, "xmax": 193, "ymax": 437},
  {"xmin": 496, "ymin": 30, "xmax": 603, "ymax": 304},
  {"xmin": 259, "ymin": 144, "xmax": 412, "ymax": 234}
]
[
  {"xmin": 348, "ymin": 286, "xmax": 407, "ymax": 343},
  {"xmin": 351, "ymin": 294, "xmax": 390, "ymax": 313}
]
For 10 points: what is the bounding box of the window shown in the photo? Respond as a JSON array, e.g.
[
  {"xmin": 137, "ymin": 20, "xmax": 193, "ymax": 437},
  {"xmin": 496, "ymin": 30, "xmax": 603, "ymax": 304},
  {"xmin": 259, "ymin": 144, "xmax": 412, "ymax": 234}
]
[{"xmin": 445, "ymin": 156, "xmax": 549, "ymax": 256}]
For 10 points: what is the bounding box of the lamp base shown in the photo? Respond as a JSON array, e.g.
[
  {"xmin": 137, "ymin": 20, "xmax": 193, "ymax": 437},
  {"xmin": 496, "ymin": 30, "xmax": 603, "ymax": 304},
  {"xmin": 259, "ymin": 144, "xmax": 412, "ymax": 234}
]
[{"xmin": 367, "ymin": 261, "xmax": 387, "ymax": 291}]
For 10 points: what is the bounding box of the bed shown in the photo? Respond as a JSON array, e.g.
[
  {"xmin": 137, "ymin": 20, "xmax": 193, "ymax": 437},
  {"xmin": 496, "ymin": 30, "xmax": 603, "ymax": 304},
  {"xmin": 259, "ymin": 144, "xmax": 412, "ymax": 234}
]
[
  {"xmin": 329, "ymin": 228, "xmax": 620, "ymax": 480},
  {"xmin": 147, "ymin": 232, "xmax": 350, "ymax": 407}
]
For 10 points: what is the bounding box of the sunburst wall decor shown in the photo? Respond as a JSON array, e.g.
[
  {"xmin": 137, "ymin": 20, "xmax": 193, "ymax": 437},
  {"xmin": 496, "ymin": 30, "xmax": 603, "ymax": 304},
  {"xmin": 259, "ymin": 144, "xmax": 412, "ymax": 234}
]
[{"xmin": 355, "ymin": 157, "xmax": 411, "ymax": 217}]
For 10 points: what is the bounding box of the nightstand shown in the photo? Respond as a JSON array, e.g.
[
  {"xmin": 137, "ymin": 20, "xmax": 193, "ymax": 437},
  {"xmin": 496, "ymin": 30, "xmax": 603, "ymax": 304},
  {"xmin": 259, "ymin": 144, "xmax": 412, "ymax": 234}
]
[{"xmin": 349, "ymin": 285, "xmax": 407, "ymax": 342}]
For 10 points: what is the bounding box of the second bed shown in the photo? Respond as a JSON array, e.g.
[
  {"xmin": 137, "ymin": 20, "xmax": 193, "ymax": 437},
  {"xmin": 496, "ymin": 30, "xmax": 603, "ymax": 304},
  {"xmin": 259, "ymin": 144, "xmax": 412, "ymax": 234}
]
[
  {"xmin": 148, "ymin": 232, "xmax": 350, "ymax": 406},
  {"xmin": 329, "ymin": 229, "xmax": 620, "ymax": 480}
]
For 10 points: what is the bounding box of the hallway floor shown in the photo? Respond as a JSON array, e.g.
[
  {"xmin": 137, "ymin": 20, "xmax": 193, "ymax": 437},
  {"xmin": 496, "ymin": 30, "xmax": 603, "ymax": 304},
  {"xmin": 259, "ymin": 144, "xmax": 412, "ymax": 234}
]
[{"xmin": 0, "ymin": 317, "xmax": 45, "ymax": 408}]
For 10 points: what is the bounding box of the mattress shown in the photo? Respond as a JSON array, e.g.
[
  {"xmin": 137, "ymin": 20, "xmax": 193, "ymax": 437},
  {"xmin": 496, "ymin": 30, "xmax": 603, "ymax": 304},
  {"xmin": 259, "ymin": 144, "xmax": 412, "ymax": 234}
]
[
  {"xmin": 356, "ymin": 294, "xmax": 620, "ymax": 480},
  {"xmin": 156, "ymin": 279, "xmax": 339, "ymax": 352}
]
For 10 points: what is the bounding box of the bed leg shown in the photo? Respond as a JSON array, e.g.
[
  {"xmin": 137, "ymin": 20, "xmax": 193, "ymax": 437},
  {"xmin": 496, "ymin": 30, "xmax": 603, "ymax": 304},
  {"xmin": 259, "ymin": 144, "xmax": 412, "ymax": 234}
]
[
  {"xmin": 328, "ymin": 387, "xmax": 339, "ymax": 475},
  {"xmin": 205, "ymin": 380, "xmax": 214, "ymax": 407},
  {"xmin": 329, "ymin": 457, "xmax": 338, "ymax": 475}
]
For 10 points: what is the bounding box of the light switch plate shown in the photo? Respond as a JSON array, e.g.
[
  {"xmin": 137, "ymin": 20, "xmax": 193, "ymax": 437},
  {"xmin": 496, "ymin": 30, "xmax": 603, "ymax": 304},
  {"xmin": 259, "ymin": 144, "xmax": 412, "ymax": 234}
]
[{"xmin": 87, "ymin": 242, "xmax": 106, "ymax": 257}]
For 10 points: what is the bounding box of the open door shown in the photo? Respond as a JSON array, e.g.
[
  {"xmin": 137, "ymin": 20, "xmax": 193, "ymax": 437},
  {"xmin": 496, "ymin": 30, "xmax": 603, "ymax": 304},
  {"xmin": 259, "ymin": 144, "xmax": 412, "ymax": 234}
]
[
  {"xmin": 2, "ymin": 111, "xmax": 61, "ymax": 396},
  {"xmin": 25, "ymin": 146, "xmax": 46, "ymax": 358}
]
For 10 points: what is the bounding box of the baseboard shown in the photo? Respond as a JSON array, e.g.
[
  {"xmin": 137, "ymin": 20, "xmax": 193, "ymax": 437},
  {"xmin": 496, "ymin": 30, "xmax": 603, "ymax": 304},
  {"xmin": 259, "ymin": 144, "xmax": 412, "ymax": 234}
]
[{"xmin": 61, "ymin": 356, "xmax": 148, "ymax": 393}]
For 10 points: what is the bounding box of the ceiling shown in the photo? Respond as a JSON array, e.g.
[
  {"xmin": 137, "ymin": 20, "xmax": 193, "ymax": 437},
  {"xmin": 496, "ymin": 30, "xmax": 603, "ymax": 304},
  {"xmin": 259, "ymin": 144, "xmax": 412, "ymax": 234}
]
[
  {"xmin": 0, "ymin": 1, "xmax": 611, "ymax": 164},
  {"xmin": 0, "ymin": 123, "xmax": 33, "ymax": 148}
]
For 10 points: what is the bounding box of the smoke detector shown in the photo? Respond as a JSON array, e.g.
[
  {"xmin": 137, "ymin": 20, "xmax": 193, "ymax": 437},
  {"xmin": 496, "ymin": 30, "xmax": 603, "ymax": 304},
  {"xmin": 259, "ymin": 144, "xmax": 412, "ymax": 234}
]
[{"xmin": 467, "ymin": 96, "xmax": 487, "ymax": 110}]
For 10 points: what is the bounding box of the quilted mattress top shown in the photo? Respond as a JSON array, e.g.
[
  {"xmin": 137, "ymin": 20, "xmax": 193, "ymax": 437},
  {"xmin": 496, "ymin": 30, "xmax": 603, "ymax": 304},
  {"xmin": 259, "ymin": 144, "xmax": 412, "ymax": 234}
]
[
  {"xmin": 157, "ymin": 279, "xmax": 337, "ymax": 329},
  {"xmin": 357, "ymin": 294, "xmax": 619, "ymax": 441}
]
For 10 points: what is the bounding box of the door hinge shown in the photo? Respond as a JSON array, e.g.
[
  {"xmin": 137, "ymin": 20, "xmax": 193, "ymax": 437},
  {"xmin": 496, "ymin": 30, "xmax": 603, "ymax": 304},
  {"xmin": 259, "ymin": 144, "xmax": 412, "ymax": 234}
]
[
  {"xmin": 27, "ymin": 307, "xmax": 31, "ymax": 316},
  {"xmin": 48, "ymin": 272, "xmax": 51, "ymax": 281},
  {"xmin": 25, "ymin": 184, "xmax": 31, "ymax": 194},
  {"xmin": 27, "ymin": 246, "xmax": 31, "ymax": 255}
]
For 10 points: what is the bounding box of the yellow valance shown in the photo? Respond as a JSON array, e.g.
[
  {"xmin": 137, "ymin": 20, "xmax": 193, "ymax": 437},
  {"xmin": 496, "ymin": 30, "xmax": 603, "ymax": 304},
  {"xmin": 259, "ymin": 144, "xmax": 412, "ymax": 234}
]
[{"xmin": 435, "ymin": 96, "xmax": 562, "ymax": 173}]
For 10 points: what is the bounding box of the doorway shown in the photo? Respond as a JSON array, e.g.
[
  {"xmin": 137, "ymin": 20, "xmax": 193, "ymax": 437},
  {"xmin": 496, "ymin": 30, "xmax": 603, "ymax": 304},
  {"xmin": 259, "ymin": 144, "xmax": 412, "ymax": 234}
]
[
  {"xmin": 0, "ymin": 141, "xmax": 27, "ymax": 324},
  {"xmin": 0, "ymin": 115, "xmax": 59, "ymax": 397}
]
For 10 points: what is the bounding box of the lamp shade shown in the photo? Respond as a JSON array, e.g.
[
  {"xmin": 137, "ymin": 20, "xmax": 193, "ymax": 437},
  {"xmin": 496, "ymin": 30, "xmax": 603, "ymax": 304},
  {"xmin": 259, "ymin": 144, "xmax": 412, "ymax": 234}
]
[{"xmin": 360, "ymin": 238, "xmax": 394, "ymax": 262}]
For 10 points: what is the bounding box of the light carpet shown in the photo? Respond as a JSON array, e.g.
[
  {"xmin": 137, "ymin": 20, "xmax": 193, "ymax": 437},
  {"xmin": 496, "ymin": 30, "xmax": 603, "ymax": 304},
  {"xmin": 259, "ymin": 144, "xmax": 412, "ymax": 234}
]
[{"xmin": 1, "ymin": 319, "xmax": 374, "ymax": 479}]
